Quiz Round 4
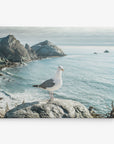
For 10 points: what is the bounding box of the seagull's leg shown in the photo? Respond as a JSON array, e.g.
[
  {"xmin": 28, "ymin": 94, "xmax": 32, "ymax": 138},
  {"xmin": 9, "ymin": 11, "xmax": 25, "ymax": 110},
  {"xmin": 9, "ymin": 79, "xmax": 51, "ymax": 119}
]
[
  {"xmin": 51, "ymin": 92, "xmax": 54, "ymax": 100},
  {"xmin": 49, "ymin": 92, "xmax": 51, "ymax": 99},
  {"xmin": 49, "ymin": 91, "xmax": 54, "ymax": 101},
  {"xmin": 49, "ymin": 92, "xmax": 52, "ymax": 100}
]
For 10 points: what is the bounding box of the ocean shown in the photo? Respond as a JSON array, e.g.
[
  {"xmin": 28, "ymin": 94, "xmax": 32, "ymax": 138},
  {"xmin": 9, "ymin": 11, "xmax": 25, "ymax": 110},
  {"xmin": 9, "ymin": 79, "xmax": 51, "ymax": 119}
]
[
  {"xmin": 0, "ymin": 46, "xmax": 114, "ymax": 115},
  {"xmin": 0, "ymin": 27, "xmax": 114, "ymax": 115}
]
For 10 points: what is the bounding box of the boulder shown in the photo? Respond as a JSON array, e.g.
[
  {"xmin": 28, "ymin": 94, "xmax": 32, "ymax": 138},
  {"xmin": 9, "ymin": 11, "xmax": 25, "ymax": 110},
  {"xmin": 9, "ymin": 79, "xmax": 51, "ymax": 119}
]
[
  {"xmin": 5, "ymin": 98, "xmax": 92, "ymax": 118},
  {"xmin": 31, "ymin": 40, "xmax": 65, "ymax": 57},
  {"xmin": 93, "ymin": 52, "xmax": 97, "ymax": 54}
]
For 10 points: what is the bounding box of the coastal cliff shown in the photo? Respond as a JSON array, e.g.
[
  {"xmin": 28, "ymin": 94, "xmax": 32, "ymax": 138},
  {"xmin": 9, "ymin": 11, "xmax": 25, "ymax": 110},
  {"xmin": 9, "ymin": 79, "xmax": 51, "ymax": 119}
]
[
  {"xmin": 31, "ymin": 40, "xmax": 65, "ymax": 57},
  {"xmin": 0, "ymin": 35, "xmax": 31, "ymax": 63},
  {"xmin": 5, "ymin": 98, "xmax": 92, "ymax": 118},
  {"xmin": 0, "ymin": 35, "xmax": 65, "ymax": 69}
]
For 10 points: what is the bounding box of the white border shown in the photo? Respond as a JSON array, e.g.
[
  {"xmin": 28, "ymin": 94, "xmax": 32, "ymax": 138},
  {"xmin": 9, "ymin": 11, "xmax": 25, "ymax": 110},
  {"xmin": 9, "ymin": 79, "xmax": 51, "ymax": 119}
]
[
  {"xmin": 0, "ymin": 0, "xmax": 114, "ymax": 144},
  {"xmin": 0, "ymin": 0, "xmax": 114, "ymax": 27}
]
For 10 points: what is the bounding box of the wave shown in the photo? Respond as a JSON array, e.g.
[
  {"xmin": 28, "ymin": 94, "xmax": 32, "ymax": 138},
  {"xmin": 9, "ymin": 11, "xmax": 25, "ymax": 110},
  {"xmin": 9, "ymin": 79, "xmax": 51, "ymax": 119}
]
[
  {"xmin": 1, "ymin": 67, "xmax": 7, "ymax": 71},
  {"xmin": 2, "ymin": 71, "xmax": 26, "ymax": 81},
  {"xmin": 79, "ymin": 78, "xmax": 113, "ymax": 89},
  {"xmin": 0, "ymin": 90, "xmax": 12, "ymax": 98},
  {"xmin": 5, "ymin": 71, "xmax": 14, "ymax": 76}
]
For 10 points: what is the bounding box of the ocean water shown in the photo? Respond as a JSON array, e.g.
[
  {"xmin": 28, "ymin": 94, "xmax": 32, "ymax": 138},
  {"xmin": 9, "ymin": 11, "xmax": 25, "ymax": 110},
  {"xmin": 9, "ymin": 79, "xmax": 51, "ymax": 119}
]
[{"xmin": 0, "ymin": 46, "xmax": 114, "ymax": 115}]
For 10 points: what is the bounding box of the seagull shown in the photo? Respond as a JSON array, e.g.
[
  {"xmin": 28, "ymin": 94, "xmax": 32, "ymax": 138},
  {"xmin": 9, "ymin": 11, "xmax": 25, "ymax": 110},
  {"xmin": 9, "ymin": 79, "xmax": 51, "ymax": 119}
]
[{"xmin": 33, "ymin": 65, "xmax": 64, "ymax": 101}]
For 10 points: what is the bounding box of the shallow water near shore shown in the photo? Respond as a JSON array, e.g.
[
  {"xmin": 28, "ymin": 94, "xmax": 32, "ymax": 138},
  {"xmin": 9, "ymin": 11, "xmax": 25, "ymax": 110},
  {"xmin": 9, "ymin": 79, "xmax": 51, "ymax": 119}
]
[{"xmin": 0, "ymin": 46, "xmax": 114, "ymax": 115}]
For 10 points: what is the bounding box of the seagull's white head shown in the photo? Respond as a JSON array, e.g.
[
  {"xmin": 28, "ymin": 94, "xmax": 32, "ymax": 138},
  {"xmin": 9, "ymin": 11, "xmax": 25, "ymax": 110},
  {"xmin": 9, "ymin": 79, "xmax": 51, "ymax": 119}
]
[{"xmin": 58, "ymin": 65, "xmax": 64, "ymax": 71}]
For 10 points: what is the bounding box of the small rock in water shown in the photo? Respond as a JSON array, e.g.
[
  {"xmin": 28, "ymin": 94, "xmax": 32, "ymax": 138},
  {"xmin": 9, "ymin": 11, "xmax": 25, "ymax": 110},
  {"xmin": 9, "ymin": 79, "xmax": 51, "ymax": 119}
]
[{"xmin": 104, "ymin": 50, "xmax": 109, "ymax": 53}]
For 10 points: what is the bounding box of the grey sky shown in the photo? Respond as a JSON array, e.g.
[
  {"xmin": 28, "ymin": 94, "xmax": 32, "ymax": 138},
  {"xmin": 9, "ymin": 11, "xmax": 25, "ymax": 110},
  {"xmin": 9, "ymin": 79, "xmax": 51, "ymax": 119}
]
[{"xmin": 0, "ymin": 27, "xmax": 114, "ymax": 46}]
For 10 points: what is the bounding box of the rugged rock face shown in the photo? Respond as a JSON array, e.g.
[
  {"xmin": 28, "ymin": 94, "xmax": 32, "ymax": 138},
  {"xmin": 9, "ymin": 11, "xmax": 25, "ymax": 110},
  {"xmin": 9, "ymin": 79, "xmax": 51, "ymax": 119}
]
[
  {"xmin": 25, "ymin": 43, "xmax": 37, "ymax": 60},
  {"xmin": 0, "ymin": 35, "xmax": 65, "ymax": 68},
  {"xmin": 0, "ymin": 35, "xmax": 31, "ymax": 62},
  {"xmin": 31, "ymin": 40, "xmax": 65, "ymax": 57},
  {"xmin": 5, "ymin": 98, "xmax": 92, "ymax": 118}
]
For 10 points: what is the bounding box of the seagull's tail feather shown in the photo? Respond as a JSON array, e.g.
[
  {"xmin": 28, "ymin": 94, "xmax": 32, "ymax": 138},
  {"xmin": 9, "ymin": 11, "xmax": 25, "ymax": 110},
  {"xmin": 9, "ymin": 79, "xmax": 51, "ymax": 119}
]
[{"xmin": 33, "ymin": 85, "xmax": 39, "ymax": 88}]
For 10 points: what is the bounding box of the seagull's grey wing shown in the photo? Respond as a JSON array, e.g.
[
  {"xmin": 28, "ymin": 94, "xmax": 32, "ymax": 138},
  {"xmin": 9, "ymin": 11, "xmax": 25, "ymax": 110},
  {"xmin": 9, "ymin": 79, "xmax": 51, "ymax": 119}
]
[{"xmin": 39, "ymin": 79, "xmax": 55, "ymax": 89}]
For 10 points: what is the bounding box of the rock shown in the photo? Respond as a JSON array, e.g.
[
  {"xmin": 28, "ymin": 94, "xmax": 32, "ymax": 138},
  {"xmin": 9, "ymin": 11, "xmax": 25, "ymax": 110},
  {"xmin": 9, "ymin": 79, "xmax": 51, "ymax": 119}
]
[
  {"xmin": 0, "ymin": 73, "xmax": 3, "ymax": 76},
  {"xmin": 110, "ymin": 110, "xmax": 114, "ymax": 118},
  {"xmin": 25, "ymin": 43, "xmax": 31, "ymax": 51},
  {"xmin": 104, "ymin": 50, "xmax": 109, "ymax": 53},
  {"xmin": 0, "ymin": 57, "xmax": 7, "ymax": 68},
  {"xmin": 0, "ymin": 35, "xmax": 31, "ymax": 62},
  {"xmin": 88, "ymin": 106, "xmax": 103, "ymax": 118},
  {"xmin": 31, "ymin": 40, "xmax": 65, "ymax": 57},
  {"xmin": 109, "ymin": 101, "xmax": 114, "ymax": 118},
  {"xmin": 25, "ymin": 43, "xmax": 37, "ymax": 60},
  {"xmin": 93, "ymin": 52, "xmax": 97, "ymax": 54},
  {"xmin": 5, "ymin": 98, "xmax": 92, "ymax": 118},
  {"xmin": 0, "ymin": 109, "xmax": 5, "ymax": 118},
  {"xmin": 0, "ymin": 102, "xmax": 9, "ymax": 118},
  {"xmin": 0, "ymin": 97, "xmax": 3, "ymax": 100}
]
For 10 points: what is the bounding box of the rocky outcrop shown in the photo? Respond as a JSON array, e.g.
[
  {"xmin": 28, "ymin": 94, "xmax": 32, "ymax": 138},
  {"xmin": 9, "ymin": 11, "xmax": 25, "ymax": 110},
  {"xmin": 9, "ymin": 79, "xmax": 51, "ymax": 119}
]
[
  {"xmin": 5, "ymin": 98, "xmax": 92, "ymax": 118},
  {"xmin": 93, "ymin": 52, "xmax": 97, "ymax": 54},
  {"xmin": 25, "ymin": 43, "xmax": 37, "ymax": 60},
  {"xmin": 0, "ymin": 35, "xmax": 66, "ymax": 69},
  {"xmin": 31, "ymin": 40, "xmax": 65, "ymax": 57},
  {"xmin": 0, "ymin": 57, "xmax": 9, "ymax": 69},
  {"xmin": 0, "ymin": 35, "xmax": 31, "ymax": 62}
]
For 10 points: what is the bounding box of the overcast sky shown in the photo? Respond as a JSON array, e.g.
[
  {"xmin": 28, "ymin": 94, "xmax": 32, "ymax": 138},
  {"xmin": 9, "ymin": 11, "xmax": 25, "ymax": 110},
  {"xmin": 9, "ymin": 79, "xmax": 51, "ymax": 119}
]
[{"xmin": 0, "ymin": 27, "xmax": 114, "ymax": 46}]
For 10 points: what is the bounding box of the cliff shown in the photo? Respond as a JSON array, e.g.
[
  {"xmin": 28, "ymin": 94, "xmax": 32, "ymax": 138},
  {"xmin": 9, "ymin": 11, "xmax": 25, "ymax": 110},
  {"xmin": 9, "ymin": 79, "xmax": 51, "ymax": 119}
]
[
  {"xmin": 25, "ymin": 43, "xmax": 37, "ymax": 60},
  {"xmin": 31, "ymin": 40, "xmax": 65, "ymax": 57},
  {"xmin": 0, "ymin": 35, "xmax": 65, "ymax": 69},
  {"xmin": 0, "ymin": 35, "xmax": 31, "ymax": 62}
]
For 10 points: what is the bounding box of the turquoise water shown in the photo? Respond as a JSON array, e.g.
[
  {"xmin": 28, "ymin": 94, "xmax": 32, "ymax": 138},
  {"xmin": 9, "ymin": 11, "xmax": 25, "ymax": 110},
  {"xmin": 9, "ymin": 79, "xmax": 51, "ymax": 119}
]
[{"xmin": 0, "ymin": 46, "xmax": 114, "ymax": 114}]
